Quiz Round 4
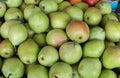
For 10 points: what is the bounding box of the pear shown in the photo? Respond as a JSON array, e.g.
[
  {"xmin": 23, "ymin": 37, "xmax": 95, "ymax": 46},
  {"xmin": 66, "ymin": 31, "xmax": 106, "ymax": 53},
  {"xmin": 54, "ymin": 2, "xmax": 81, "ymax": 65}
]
[
  {"xmin": 4, "ymin": 8, "xmax": 23, "ymax": 21},
  {"xmin": 105, "ymin": 20, "xmax": 120, "ymax": 42},
  {"xmin": 0, "ymin": 2, "xmax": 6, "ymax": 18},
  {"xmin": 74, "ymin": 2, "xmax": 89, "ymax": 12},
  {"xmin": 52, "ymin": 0, "xmax": 63, "ymax": 3},
  {"xmin": 58, "ymin": 1, "xmax": 71, "ymax": 11},
  {"xmin": 49, "ymin": 62, "xmax": 73, "ymax": 78},
  {"xmin": 1, "ymin": 57, "xmax": 24, "ymax": 78},
  {"xmin": 59, "ymin": 41, "xmax": 82, "ymax": 64},
  {"xmin": 24, "ymin": 5, "xmax": 41, "ymax": 20},
  {"xmin": 19, "ymin": 2, "xmax": 27, "ymax": 12},
  {"xmin": 0, "ymin": 19, "xmax": 21, "ymax": 39},
  {"xmin": 27, "ymin": 64, "xmax": 48, "ymax": 78},
  {"xmin": 46, "ymin": 29, "xmax": 68, "ymax": 48},
  {"xmin": 83, "ymin": 39, "xmax": 105, "ymax": 58},
  {"xmin": 33, "ymin": 33, "xmax": 47, "ymax": 48},
  {"xmin": 66, "ymin": 20, "xmax": 89, "ymax": 43},
  {"xmin": 100, "ymin": 14, "xmax": 118, "ymax": 28},
  {"xmin": 18, "ymin": 39, "xmax": 39, "ymax": 64},
  {"xmin": 5, "ymin": 0, "xmax": 22, "ymax": 8},
  {"xmin": 49, "ymin": 11, "xmax": 71, "ymax": 29},
  {"xmin": 89, "ymin": 26, "xmax": 105, "ymax": 40},
  {"xmin": 105, "ymin": 40, "xmax": 115, "ymax": 49},
  {"xmin": 24, "ymin": 0, "xmax": 40, "ymax": 5},
  {"xmin": 95, "ymin": 1, "xmax": 112, "ymax": 15},
  {"xmin": 28, "ymin": 12, "xmax": 49, "ymax": 33},
  {"xmin": 24, "ymin": 23, "xmax": 35, "ymax": 38},
  {"xmin": 99, "ymin": 69, "xmax": 117, "ymax": 78},
  {"xmin": 102, "ymin": 46, "xmax": 120, "ymax": 69},
  {"xmin": 78, "ymin": 57, "xmax": 102, "ymax": 78},
  {"xmin": 38, "ymin": 45, "xmax": 59, "ymax": 67},
  {"xmin": 65, "ymin": 6, "xmax": 83, "ymax": 21},
  {"xmin": 39, "ymin": 0, "xmax": 58, "ymax": 14},
  {"xmin": 0, "ymin": 39, "xmax": 14, "ymax": 58},
  {"xmin": 84, "ymin": 7, "xmax": 102, "ymax": 26},
  {"xmin": 8, "ymin": 23, "xmax": 27, "ymax": 46},
  {"xmin": 71, "ymin": 63, "xmax": 81, "ymax": 78}
]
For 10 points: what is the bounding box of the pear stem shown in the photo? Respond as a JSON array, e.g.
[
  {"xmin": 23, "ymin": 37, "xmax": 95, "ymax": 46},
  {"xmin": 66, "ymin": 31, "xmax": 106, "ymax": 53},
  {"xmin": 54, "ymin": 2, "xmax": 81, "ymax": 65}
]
[{"xmin": 7, "ymin": 73, "xmax": 12, "ymax": 78}]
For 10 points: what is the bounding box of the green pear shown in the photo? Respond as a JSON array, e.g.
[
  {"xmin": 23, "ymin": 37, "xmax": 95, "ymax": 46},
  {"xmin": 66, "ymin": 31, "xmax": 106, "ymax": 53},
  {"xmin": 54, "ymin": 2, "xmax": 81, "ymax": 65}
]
[
  {"xmin": 105, "ymin": 40, "xmax": 115, "ymax": 49},
  {"xmin": 4, "ymin": 8, "xmax": 23, "ymax": 21},
  {"xmin": 5, "ymin": 0, "xmax": 22, "ymax": 8},
  {"xmin": 95, "ymin": 1, "xmax": 112, "ymax": 15},
  {"xmin": 52, "ymin": 0, "xmax": 63, "ymax": 3},
  {"xmin": 101, "ymin": 14, "xmax": 118, "ymax": 28},
  {"xmin": 33, "ymin": 33, "xmax": 47, "ymax": 48},
  {"xmin": 59, "ymin": 41, "xmax": 82, "ymax": 64},
  {"xmin": 83, "ymin": 39, "xmax": 105, "ymax": 58},
  {"xmin": 74, "ymin": 2, "xmax": 89, "ymax": 12},
  {"xmin": 84, "ymin": 7, "xmax": 102, "ymax": 26},
  {"xmin": 65, "ymin": 6, "xmax": 83, "ymax": 21},
  {"xmin": 38, "ymin": 45, "xmax": 59, "ymax": 67},
  {"xmin": 58, "ymin": 1, "xmax": 71, "ymax": 11},
  {"xmin": 24, "ymin": 23, "xmax": 35, "ymax": 38},
  {"xmin": 49, "ymin": 62, "xmax": 73, "ymax": 78},
  {"xmin": 0, "ymin": 2, "xmax": 6, "ymax": 18},
  {"xmin": 78, "ymin": 58, "xmax": 102, "ymax": 78},
  {"xmin": 24, "ymin": 5, "xmax": 41, "ymax": 20},
  {"xmin": 66, "ymin": 20, "xmax": 89, "ymax": 43},
  {"xmin": 39, "ymin": 0, "xmax": 58, "ymax": 14},
  {"xmin": 71, "ymin": 63, "xmax": 81, "ymax": 78},
  {"xmin": 8, "ymin": 23, "xmax": 27, "ymax": 46},
  {"xmin": 18, "ymin": 39, "xmax": 39, "ymax": 64},
  {"xmin": 19, "ymin": 2, "xmax": 27, "ymax": 12},
  {"xmin": 102, "ymin": 46, "xmax": 120, "ymax": 69},
  {"xmin": 99, "ymin": 69, "xmax": 117, "ymax": 78},
  {"xmin": 89, "ymin": 26, "xmax": 105, "ymax": 40},
  {"xmin": 46, "ymin": 29, "xmax": 68, "ymax": 48},
  {"xmin": 24, "ymin": 0, "xmax": 40, "ymax": 5},
  {"xmin": 0, "ymin": 39, "xmax": 14, "ymax": 58},
  {"xmin": 28, "ymin": 12, "xmax": 49, "ymax": 33},
  {"xmin": 105, "ymin": 20, "xmax": 120, "ymax": 42},
  {"xmin": 0, "ymin": 19, "xmax": 21, "ymax": 39},
  {"xmin": 49, "ymin": 11, "xmax": 71, "ymax": 29},
  {"xmin": 1, "ymin": 57, "xmax": 24, "ymax": 78},
  {"xmin": 27, "ymin": 64, "xmax": 48, "ymax": 78}
]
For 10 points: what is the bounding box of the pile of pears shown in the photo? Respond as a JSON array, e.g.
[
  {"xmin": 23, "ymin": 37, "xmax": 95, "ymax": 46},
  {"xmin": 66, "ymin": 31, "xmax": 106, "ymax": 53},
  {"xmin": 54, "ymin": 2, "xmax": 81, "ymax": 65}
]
[{"xmin": 0, "ymin": 0, "xmax": 120, "ymax": 78}]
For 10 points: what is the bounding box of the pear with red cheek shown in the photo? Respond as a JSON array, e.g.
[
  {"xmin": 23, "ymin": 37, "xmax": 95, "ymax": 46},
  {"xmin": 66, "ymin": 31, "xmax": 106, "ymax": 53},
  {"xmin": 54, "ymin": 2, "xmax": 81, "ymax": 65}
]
[
  {"xmin": 46, "ymin": 29, "xmax": 68, "ymax": 48},
  {"xmin": 66, "ymin": 20, "xmax": 89, "ymax": 43}
]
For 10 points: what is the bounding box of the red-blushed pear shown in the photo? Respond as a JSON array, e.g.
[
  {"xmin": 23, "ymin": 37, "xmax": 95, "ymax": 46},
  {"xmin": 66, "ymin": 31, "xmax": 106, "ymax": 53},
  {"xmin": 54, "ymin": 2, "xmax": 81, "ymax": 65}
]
[
  {"xmin": 82, "ymin": 0, "xmax": 99, "ymax": 6},
  {"xmin": 46, "ymin": 29, "xmax": 68, "ymax": 48},
  {"xmin": 66, "ymin": 20, "xmax": 89, "ymax": 43}
]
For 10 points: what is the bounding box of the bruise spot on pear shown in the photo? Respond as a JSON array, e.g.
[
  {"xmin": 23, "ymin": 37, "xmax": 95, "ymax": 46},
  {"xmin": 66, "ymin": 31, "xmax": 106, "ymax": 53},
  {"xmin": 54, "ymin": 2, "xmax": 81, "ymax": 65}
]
[
  {"xmin": 26, "ymin": 60, "xmax": 30, "ymax": 64},
  {"xmin": 40, "ymin": 56, "xmax": 45, "ymax": 61}
]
